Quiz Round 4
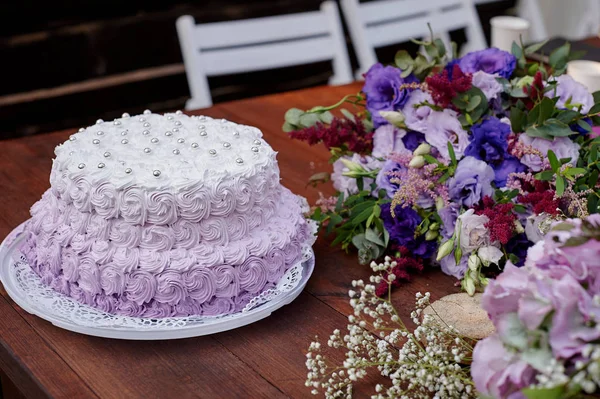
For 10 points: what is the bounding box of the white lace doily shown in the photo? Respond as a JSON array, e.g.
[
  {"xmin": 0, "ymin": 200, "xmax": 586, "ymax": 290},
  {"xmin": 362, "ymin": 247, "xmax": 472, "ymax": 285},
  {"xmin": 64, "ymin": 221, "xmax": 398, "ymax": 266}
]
[{"xmin": 0, "ymin": 220, "xmax": 317, "ymax": 340}]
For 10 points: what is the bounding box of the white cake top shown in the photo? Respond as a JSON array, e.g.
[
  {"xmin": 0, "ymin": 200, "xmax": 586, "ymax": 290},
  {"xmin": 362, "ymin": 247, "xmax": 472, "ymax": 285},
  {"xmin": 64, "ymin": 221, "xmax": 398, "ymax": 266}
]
[{"xmin": 54, "ymin": 111, "xmax": 276, "ymax": 190}]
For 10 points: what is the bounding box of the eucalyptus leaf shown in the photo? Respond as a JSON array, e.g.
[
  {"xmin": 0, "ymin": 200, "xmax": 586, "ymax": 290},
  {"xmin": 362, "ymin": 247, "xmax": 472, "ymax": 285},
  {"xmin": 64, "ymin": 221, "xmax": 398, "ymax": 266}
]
[
  {"xmin": 284, "ymin": 108, "xmax": 304, "ymax": 125},
  {"xmin": 537, "ymin": 97, "xmax": 555, "ymax": 124},
  {"xmin": 365, "ymin": 228, "xmax": 385, "ymax": 246},
  {"xmin": 524, "ymin": 39, "xmax": 549, "ymax": 55},
  {"xmin": 299, "ymin": 112, "xmax": 320, "ymax": 128},
  {"xmin": 526, "ymin": 119, "xmax": 574, "ymax": 139},
  {"xmin": 549, "ymin": 42, "xmax": 570, "ymax": 71},
  {"xmin": 510, "ymin": 107, "xmax": 526, "ymax": 133},
  {"xmin": 319, "ymin": 111, "xmax": 334, "ymax": 124},
  {"xmin": 466, "ymin": 95, "xmax": 481, "ymax": 112},
  {"xmin": 282, "ymin": 121, "xmax": 295, "ymax": 133},
  {"xmin": 395, "ymin": 50, "xmax": 413, "ymax": 70}
]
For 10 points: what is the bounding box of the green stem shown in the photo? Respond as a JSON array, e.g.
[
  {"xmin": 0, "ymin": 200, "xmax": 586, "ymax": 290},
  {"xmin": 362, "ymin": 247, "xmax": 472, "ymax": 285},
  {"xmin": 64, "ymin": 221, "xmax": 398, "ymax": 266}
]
[{"xmin": 306, "ymin": 93, "xmax": 364, "ymax": 113}]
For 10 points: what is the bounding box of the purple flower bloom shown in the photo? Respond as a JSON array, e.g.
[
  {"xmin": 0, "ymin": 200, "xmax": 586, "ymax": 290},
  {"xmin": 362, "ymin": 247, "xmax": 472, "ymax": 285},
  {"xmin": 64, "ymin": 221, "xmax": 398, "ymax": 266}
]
[
  {"xmin": 465, "ymin": 117, "xmax": 526, "ymax": 186},
  {"xmin": 457, "ymin": 48, "xmax": 517, "ymax": 79},
  {"xmin": 402, "ymin": 131, "xmax": 426, "ymax": 151},
  {"xmin": 546, "ymin": 75, "xmax": 594, "ymax": 113},
  {"xmin": 375, "ymin": 160, "xmax": 403, "ymax": 197},
  {"xmin": 372, "ymin": 125, "xmax": 409, "ymax": 157},
  {"xmin": 363, "ymin": 63, "xmax": 418, "ymax": 128},
  {"xmin": 448, "ymin": 156, "xmax": 495, "ymax": 207},
  {"xmin": 402, "ymin": 89, "xmax": 434, "ymax": 133},
  {"xmin": 424, "ymin": 109, "xmax": 470, "ymax": 160},
  {"xmin": 440, "ymin": 250, "xmax": 468, "ymax": 278},
  {"xmin": 472, "ymin": 334, "xmax": 536, "ymax": 398},
  {"xmin": 518, "ymin": 135, "xmax": 580, "ymax": 172},
  {"xmin": 438, "ymin": 203, "xmax": 460, "ymax": 239},
  {"xmin": 380, "ymin": 203, "xmax": 436, "ymax": 258},
  {"xmin": 472, "ymin": 71, "xmax": 504, "ymax": 100}
]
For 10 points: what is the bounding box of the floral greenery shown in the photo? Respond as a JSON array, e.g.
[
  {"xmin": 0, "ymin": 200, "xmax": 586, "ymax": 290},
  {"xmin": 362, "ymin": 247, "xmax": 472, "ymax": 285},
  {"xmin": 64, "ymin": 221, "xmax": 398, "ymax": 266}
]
[{"xmin": 283, "ymin": 32, "xmax": 600, "ymax": 297}]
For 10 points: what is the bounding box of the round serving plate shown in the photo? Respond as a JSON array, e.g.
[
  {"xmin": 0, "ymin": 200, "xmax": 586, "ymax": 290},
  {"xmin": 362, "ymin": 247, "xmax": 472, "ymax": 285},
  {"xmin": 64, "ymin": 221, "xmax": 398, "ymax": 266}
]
[{"xmin": 0, "ymin": 221, "xmax": 316, "ymax": 340}]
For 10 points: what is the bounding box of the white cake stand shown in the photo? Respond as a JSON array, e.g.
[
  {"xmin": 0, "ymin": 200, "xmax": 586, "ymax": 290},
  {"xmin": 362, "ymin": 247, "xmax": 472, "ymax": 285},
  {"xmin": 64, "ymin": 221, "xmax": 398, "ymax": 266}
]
[{"xmin": 0, "ymin": 221, "xmax": 316, "ymax": 340}]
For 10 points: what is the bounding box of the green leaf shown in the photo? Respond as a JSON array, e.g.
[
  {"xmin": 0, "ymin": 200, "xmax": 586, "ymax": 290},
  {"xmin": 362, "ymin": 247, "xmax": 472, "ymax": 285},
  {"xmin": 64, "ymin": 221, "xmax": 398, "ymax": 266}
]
[
  {"xmin": 537, "ymin": 97, "xmax": 555, "ymax": 124},
  {"xmin": 526, "ymin": 119, "xmax": 573, "ymax": 139},
  {"xmin": 282, "ymin": 121, "xmax": 295, "ymax": 133},
  {"xmin": 365, "ymin": 228, "xmax": 385, "ymax": 246},
  {"xmin": 329, "ymin": 213, "xmax": 343, "ymax": 226},
  {"xmin": 589, "ymin": 102, "xmax": 600, "ymax": 115},
  {"xmin": 589, "ymin": 169, "xmax": 599, "ymax": 187},
  {"xmin": 353, "ymin": 206, "xmax": 375, "ymax": 226},
  {"xmin": 527, "ymin": 103, "xmax": 541, "ymax": 125},
  {"xmin": 555, "ymin": 109, "xmax": 579, "ymax": 124},
  {"xmin": 299, "ymin": 113, "xmax": 320, "ymax": 128},
  {"xmin": 522, "ymin": 386, "xmax": 565, "ymax": 399},
  {"xmin": 350, "ymin": 200, "xmax": 375, "ymax": 218},
  {"xmin": 319, "ymin": 111, "xmax": 334, "ymax": 124},
  {"xmin": 547, "ymin": 150, "xmax": 560, "ymax": 172},
  {"xmin": 592, "ymin": 90, "xmax": 600, "ymax": 104},
  {"xmin": 466, "ymin": 95, "xmax": 481, "ymax": 112},
  {"xmin": 564, "ymin": 167, "xmax": 587, "ymax": 177},
  {"xmin": 513, "ymin": 204, "xmax": 527, "ymax": 213},
  {"xmin": 284, "ymin": 108, "xmax": 304, "ymax": 125},
  {"xmin": 555, "ymin": 175, "xmax": 565, "ymax": 196},
  {"xmin": 400, "ymin": 65, "xmax": 414, "ymax": 78},
  {"xmin": 524, "ymin": 39, "xmax": 549, "ymax": 55},
  {"xmin": 510, "ymin": 107, "xmax": 527, "ymax": 133},
  {"xmin": 447, "ymin": 142, "xmax": 457, "ymax": 166},
  {"xmin": 588, "ymin": 193, "xmax": 599, "ymax": 214},
  {"xmin": 340, "ymin": 108, "xmax": 355, "ymax": 122},
  {"xmin": 433, "ymin": 38, "xmax": 446, "ymax": 57},
  {"xmin": 535, "ymin": 170, "xmax": 555, "ymax": 181},
  {"xmin": 511, "ymin": 41, "xmax": 524, "ymax": 61},
  {"xmin": 549, "ymin": 42, "xmax": 570, "ymax": 71},
  {"xmin": 395, "ymin": 50, "xmax": 413, "ymax": 70}
]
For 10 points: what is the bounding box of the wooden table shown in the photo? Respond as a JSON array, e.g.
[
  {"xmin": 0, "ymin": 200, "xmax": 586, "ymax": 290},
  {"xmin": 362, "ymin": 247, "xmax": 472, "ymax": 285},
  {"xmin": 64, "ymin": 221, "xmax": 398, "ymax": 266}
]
[{"xmin": 0, "ymin": 83, "xmax": 457, "ymax": 399}]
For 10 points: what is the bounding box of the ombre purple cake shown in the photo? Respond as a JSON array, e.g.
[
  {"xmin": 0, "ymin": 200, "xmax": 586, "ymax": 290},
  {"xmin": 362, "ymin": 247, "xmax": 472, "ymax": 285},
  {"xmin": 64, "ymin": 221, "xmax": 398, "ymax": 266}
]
[{"xmin": 20, "ymin": 111, "xmax": 313, "ymax": 318}]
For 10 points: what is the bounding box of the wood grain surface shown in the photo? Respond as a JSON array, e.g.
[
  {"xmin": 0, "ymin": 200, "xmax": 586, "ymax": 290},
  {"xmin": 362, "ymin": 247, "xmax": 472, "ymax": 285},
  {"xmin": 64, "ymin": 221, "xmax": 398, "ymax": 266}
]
[{"xmin": 0, "ymin": 83, "xmax": 460, "ymax": 398}]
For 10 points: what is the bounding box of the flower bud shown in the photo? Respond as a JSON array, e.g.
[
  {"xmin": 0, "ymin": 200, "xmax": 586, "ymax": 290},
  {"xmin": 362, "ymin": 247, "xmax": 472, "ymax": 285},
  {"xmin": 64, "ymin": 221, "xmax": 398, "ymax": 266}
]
[
  {"xmin": 339, "ymin": 157, "xmax": 364, "ymax": 173},
  {"xmin": 425, "ymin": 230, "xmax": 438, "ymax": 241},
  {"xmin": 464, "ymin": 275, "xmax": 476, "ymax": 296},
  {"xmin": 436, "ymin": 239, "xmax": 454, "ymax": 261},
  {"xmin": 379, "ymin": 111, "xmax": 405, "ymax": 127},
  {"xmin": 409, "ymin": 155, "xmax": 425, "ymax": 169},
  {"xmin": 429, "ymin": 223, "xmax": 440, "ymax": 231},
  {"xmin": 468, "ymin": 254, "xmax": 481, "ymax": 271},
  {"xmin": 413, "ymin": 143, "xmax": 431, "ymax": 156}
]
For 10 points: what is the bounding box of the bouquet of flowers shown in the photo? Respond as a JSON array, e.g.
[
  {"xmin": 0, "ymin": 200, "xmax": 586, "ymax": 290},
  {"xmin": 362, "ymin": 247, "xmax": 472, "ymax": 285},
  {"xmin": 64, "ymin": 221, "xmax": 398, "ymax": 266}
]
[
  {"xmin": 306, "ymin": 215, "xmax": 600, "ymax": 398},
  {"xmin": 284, "ymin": 37, "xmax": 600, "ymax": 294}
]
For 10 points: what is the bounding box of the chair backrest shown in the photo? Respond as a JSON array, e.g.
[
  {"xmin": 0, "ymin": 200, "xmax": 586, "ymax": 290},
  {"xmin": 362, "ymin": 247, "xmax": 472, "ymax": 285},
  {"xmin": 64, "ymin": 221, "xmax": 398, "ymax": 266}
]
[
  {"xmin": 176, "ymin": 1, "xmax": 353, "ymax": 109},
  {"xmin": 341, "ymin": 0, "xmax": 487, "ymax": 77}
]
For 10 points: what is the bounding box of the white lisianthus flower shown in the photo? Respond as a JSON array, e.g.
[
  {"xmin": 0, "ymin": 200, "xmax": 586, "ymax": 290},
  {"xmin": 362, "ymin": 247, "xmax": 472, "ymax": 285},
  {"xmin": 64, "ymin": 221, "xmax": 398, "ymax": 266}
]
[
  {"xmin": 457, "ymin": 209, "xmax": 491, "ymax": 252},
  {"xmin": 478, "ymin": 246, "xmax": 504, "ymax": 267}
]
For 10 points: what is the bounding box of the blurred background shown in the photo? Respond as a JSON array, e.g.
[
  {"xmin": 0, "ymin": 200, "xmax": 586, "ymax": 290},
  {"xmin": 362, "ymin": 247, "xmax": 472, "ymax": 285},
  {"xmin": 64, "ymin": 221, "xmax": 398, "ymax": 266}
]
[{"xmin": 1, "ymin": 0, "xmax": 599, "ymax": 139}]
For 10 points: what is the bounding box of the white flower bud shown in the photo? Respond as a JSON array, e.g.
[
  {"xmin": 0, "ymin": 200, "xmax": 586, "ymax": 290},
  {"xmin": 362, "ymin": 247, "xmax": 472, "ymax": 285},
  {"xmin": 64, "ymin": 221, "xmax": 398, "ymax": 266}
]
[
  {"xmin": 464, "ymin": 275, "xmax": 476, "ymax": 296},
  {"xmin": 468, "ymin": 254, "xmax": 481, "ymax": 271},
  {"xmin": 413, "ymin": 143, "xmax": 431, "ymax": 156},
  {"xmin": 514, "ymin": 219, "xmax": 525, "ymax": 234},
  {"xmin": 379, "ymin": 110, "xmax": 405, "ymax": 127},
  {"xmin": 436, "ymin": 239, "xmax": 454, "ymax": 261},
  {"xmin": 409, "ymin": 155, "xmax": 425, "ymax": 168},
  {"xmin": 425, "ymin": 230, "xmax": 438, "ymax": 241}
]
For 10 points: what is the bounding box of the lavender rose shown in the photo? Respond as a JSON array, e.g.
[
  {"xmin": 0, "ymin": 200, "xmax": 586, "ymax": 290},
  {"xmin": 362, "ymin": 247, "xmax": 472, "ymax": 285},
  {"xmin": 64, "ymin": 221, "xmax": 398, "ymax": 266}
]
[
  {"xmin": 425, "ymin": 109, "xmax": 470, "ymax": 160},
  {"xmin": 457, "ymin": 209, "xmax": 492, "ymax": 252},
  {"xmin": 457, "ymin": 48, "xmax": 517, "ymax": 79},
  {"xmin": 448, "ymin": 157, "xmax": 495, "ymax": 207},
  {"xmin": 363, "ymin": 63, "xmax": 417, "ymax": 128}
]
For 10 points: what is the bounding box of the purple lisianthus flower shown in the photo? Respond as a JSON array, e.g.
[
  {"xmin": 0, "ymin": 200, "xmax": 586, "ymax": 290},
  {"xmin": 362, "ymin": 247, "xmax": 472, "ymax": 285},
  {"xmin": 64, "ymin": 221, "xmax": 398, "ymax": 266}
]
[
  {"xmin": 375, "ymin": 160, "xmax": 403, "ymax": 197},
  {"xmin": 438, "ymin": 203, "xmax": 460, "ymax": 239},
  {"xmin": 448, "ymin": 156, "xmax": 495, "ymax": 207},
  {"xmin": 472, "ymin": 71, "xmax": 504, "ymax": 100},
  {"xmin": 425, "ymin": 109, "xmax": 470, "ymax": 160},
  {"xmin": 363, "ymin": 63, "xmax": 418, "ymax": 128},
  {"xmin": 440, "ymin": 250, "xmax": 468, "ymax": 279},
  {"xmin": 457, "ymin": 48, "xmax": 517, "ymax": 79},
  {"xmin": 402, "ymin": 89, "xmax": 434, "ymax": 133},
  {"xmin": 331, "ymin": 154, "xmax": 382, "ymax": 198},
  {"xmin": 518, "ymin": 135, "xmax": 580, "ymax": 172},
  {"xmin": 504, "ymin": 233, "xmax": 533, "ymax": 267},
  {"xmin": 465, "ymin": 117, "xmax": 526, "ymax": 186},
  {"xmin": 372, "ymin": 125, "xmax": 409, "ymax": 157},
  {"xmin": 401, "ymin": 131, "xmax": 426, "ymax": 151},
  {"xmin": 546, "ymin": 75, "xmax": 594, "ymax": 113},
  {"xmin": 380, "ymin": 203, "xmax": 436, "ymax": 258}
]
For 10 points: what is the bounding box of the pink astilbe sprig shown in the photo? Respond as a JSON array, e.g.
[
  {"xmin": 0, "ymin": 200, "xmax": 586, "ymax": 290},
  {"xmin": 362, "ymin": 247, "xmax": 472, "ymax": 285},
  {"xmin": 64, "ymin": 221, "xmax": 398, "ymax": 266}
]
[
  {"xmin": 509, "ymin": 134, "xmax": 545, "ymax": 160},
  {"xmin": 506, "ymin": 171, "xmax": 537, "ymax": 195},
  {"xmin": 387, "ymin": 154, "xmax": 449, "ymax": 212},
  {"xmin": 288, "ymin": 117, "xmax": 374, "ymax": 155},
  {"xmin": 314, "ymin": 193, "xmax": 338, "ymax": 213}
]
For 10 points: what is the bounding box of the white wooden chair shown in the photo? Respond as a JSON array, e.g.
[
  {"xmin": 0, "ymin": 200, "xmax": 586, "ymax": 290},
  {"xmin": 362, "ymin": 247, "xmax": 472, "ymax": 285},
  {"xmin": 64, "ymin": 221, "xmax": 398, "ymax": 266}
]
[
  {"xmin": 340, "ymin": 0, "xmax": 487, "ymax": 78},
  {"xmin": 176, "ymin": 1, "xmax": 353, "ymax": 110}
]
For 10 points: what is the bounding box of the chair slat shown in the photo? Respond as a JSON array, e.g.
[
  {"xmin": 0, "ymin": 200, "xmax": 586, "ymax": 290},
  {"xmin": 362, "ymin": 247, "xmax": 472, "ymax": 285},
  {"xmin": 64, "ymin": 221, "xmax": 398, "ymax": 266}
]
[
  {"xmin": 194, "ymin": 11, "xmax": 329, "ymax": 50},
  {"xmin": 360, "ymin": 0, "xmax": 463, "ymax": 25},
  {"xmin": 201, "ymin": 37, "xmax": 336, "ymax": 76}
]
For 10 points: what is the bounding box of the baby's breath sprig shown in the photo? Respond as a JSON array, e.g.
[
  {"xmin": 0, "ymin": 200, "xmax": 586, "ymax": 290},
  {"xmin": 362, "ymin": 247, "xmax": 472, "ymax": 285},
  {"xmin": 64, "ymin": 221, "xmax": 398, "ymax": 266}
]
[{"xmin": 306, "ymin": 257, "xmax": 476, "ymax": 398}]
